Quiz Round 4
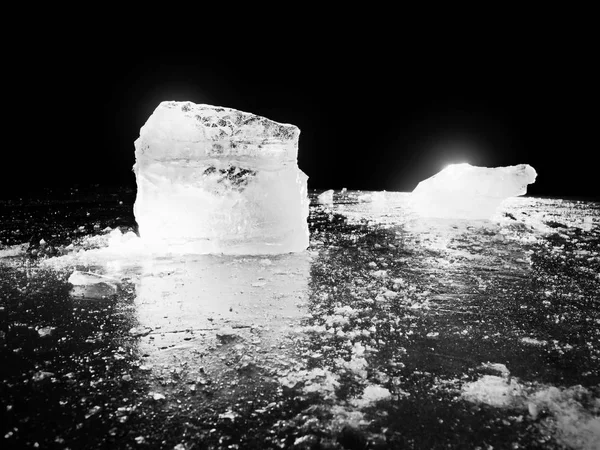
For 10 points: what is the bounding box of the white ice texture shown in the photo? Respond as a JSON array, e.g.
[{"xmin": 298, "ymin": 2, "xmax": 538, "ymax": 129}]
[
  {"xmin": 411, "ymin": 163, "xmax": 537, "ymax": 220},
  {"xmin": 133, "ymin": 101, "xmax": 309, "ymax": 254}
]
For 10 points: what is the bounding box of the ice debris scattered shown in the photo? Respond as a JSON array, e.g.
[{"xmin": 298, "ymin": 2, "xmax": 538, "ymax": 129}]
[
  {"xmin": 133, "ymin": 101, "xmax": 309, "ymax": 255},
  {"xmin": 68, "ymin": 270, "xmax": 119, "ymax": 299},
  {"xmin": 411, "ymin": 163, "xmax": 537, "ymax": 220}
]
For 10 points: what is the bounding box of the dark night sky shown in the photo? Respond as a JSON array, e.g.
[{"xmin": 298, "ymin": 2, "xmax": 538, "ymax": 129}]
[{"xmin": 6, "ymin": 13, "xmax": 597, "ymax": 200}]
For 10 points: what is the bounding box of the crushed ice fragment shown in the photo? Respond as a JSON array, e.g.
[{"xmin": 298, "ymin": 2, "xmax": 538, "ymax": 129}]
[
  {"xmin": 521, "ymin": 337, "xmax": 547, "ymax": 346},
  {"xmin": 85, "ymin": 405, "xmax": 102, "ymax": 419},
  {"xmin": 151, "ymin": 392, "xmax": 166, "ymax": 401},
  {"xmin": 133, "ymin": 101, "xmax": 309, "ymax": 254},
  {"xmin": 317, "ymin": 189, "xmax": 334, "ymax": 205},
  {"xmin": 218, "ymin": 409, "xmax": 238, "ymax": 421},
  {"xmin": 461, "ymin": 375, "xmax": 521, "ymax": 407},
  {"xmin": 294, "ymin": 435, "xmax": 317, "ymax": 446},
  {"xmin": 68, "ymin": 270, "xmax": 118, "ymax": 299},
  {"xmin": 371, "ymin": 270, "xmax": 387, "ymax": 278},
  {"xmin": 479, "ymin": 362, "xmax": 510, "ymax": 377},
  {"xmin": 32, "ymin": 371, "xmax": 54, "ymax": 382},
  {"xmin": 37, "ymin": 327, "xmax": 55, "ymax": 338},
  {"xmin": 352, "ymin": 385, "xmax": 392, "ymax": 407}
]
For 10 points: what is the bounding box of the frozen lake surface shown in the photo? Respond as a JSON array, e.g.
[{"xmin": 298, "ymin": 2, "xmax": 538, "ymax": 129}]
[{"xmin": 1, "ymin": 188, "xmax": 599, "ymax": 449}]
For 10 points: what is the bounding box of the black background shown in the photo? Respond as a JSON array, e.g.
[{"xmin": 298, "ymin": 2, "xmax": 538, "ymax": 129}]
[{"xmin": 5, "ymin": 10, "xmax": 597, "ymax": 199}]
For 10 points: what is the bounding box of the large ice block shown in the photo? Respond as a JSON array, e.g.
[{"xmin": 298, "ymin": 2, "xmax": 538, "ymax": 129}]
[
  {"xmin": 411, "ymin": 163, "xmax": 537, "ymax": 220},
  {"xmin": 133, "ymin": 101, "xmax": 309, "ymax": 254}
]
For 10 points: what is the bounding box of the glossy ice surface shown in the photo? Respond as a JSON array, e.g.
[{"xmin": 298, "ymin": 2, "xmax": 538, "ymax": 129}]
[{"xmin": 1, "ymin": 188, "xmax": 599, "ymax": 449}]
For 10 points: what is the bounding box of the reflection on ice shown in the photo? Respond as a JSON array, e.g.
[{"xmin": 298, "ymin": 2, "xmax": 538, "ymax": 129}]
[
  {"xmin": 133, "ymin": 253, "xmax": 311, "ymax": 373},
  {"xmin": 34, "ymin": 218, "xmax": 314, "ymax": 381},
  {"xmin": 43, "ymin": 243, "xmax": 312, "ymax": 380}
]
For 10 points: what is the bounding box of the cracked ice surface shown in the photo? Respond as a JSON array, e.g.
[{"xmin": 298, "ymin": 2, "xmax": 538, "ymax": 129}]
[
  {"xmin": 411, "ymin": 163, "xmax": 537, "ymax": 220},
  {"xmin": 133, "ymin": 101, "xmax": 309, "ymax": 254}
]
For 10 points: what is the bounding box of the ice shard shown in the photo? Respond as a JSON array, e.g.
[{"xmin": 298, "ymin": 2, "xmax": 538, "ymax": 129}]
[
  {"xmin": 411, "ymin": 163, "xmax": 537, "ymax": 220},
  {"xmin": 133, "ymin": 101, "xmax": 309, "ymax": 254},
  {"xmin": 317, "ymin": 189, "xmax": 334, "ymax": 205}
]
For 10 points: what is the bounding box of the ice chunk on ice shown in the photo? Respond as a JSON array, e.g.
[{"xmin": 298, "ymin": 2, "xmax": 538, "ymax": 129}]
[
  {"xmin": 68, "ymin": 270, "xmax": 119, "ymax": 299},
  {"xmin": 133, "ymin": 101, "xmax": 309, "ymax": 254},
  {"xmin": 461, "ymin": 375, "xmax": 522, "ymax": 407},
  {"xmin": 317, "ymin": 189, "xmax": 334, "ymax": 205},
  {"xmin": 352, "ymin": 384, "xmax": 392, "ymax": 408},
  {"xmin": 411, "ymin": 163, "xmax": 537, "ymax": 220}
]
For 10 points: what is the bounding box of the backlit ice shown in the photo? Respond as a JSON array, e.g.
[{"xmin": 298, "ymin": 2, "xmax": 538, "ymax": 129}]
[
  {"xmin": 133, "ymin": 101, "xmax": 309, "ymax": 254},
  {"xmin": 411, "ymin": 163, "xmax": 537, "ymax": 220}
]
